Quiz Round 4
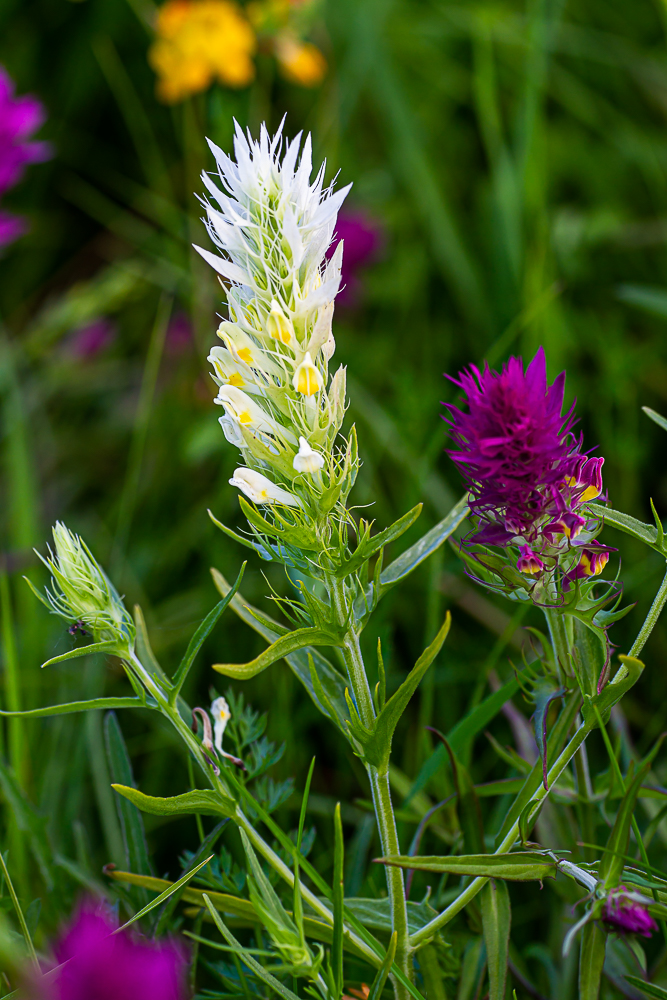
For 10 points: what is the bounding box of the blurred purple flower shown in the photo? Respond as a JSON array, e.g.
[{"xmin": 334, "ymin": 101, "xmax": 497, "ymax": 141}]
[
  {"xmin": 0, "ymin": 209, "xmax": 28, "ymax": 246},
  {"xmin": 33, "ymin": 901, "xmax": 187, "ymax": 1000},
  {"xmin": 602, "ymin": 889, "xmax": 658, "ymax": 938},
  {"xmin": 67, "ymin": 318, "xmax": 116, "ymax": 359},
  {"xmin": 167, "ymin": 311, "xmax": 193, "ymax": 355},
  {"xmin": 328, "ymin": 209, "xmax": 382, "ymax": 307},
  {"xmin": 0, "ymin": 65, "xmax": 52, "ymax": 247}
]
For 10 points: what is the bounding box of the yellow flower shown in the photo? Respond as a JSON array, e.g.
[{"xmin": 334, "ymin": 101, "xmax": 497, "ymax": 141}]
[
  {"xmin": 275, "ymin": 34, "xmax": 327, "ymax": 87},
  {"xmin": 149, "ymin": 0, "xmax": 256, "ymax": 103}
]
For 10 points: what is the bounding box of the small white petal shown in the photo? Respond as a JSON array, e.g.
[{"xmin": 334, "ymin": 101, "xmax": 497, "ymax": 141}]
[{"xmin": 293, "ymin": 437, "xmax": 325, "ymax": 475}]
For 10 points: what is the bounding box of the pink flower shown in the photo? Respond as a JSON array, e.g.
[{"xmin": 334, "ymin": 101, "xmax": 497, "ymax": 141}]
[
  {"xmin": 0, "ymin": 65, "xmax": 52, "ymax": 247},
  {"xmin": 66, "ymin": 319, "xmax": 116, "ymax": 358},
  {"xmin": 602, "ymin": 888, "xmax": 658, "ymax": 938},
  {"xmin": 327, "ymin": 210, "xmax": 382, "ymax": 307},
  {"xmin": 32, "ymin": 902, "xmax": 187, "ymax": 1000}
]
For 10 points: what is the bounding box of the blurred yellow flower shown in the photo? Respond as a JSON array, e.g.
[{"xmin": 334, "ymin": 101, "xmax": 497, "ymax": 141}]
[
  {"xmin": 275, "ymin": 34, "xmax": 327, "ymax": 87},
  {"xmin": 149, "ymin": 0, "xmax": 256, "ymax": 103}
]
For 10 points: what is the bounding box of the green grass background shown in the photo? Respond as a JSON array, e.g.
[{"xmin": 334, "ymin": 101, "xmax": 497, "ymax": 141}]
[{"xmin": 3, "ymin": 0, "xmax": 667, "ymax": 994}]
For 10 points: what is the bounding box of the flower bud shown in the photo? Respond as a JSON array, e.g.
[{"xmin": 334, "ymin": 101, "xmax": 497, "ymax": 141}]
[
  {"xmin": 602, "ymin": 887, "xmax": 658, "ymax": 937},
  {"xmin": 548, "ymin": 511, "xmax": 587, "ymax": 540},
  {"xmin": 267, "ymin": 300, "xmax": 295, "ymax": 348},
  {"xmin": 35, "ymin": 523, "xmax": 134, "ymax": 646},
  {"xmin": 229, "ymin": 467, "xmax": 300, "ymax": 507},
  {"xmin": 578, "ymin": 548, "xmax": 610, "ymax": 577},
  {"xmin": 293, "ymin": 352, "xmax": 323, "ymax": 396},
  {"xmin": 568, "ymin": 456, "xmax": 604, "ymax": 503},
  {"xmin": 293, "ymin": 436, "xmax": 325, "ymax": 474},
  {"xmin": 517, "ymin": 545, "xmax": 544, "ymax": 575}
]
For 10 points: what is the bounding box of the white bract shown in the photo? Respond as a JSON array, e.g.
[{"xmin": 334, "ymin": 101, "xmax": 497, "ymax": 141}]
[{"xmin": 196, "ymin": 120, "xmax": 351, "ymax": 508}]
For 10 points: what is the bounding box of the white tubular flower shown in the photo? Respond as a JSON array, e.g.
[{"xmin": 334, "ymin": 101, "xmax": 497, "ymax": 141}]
[
  {"xmin": 219, "ymin": 414, "xmax": 245, "ymax": 447},
  {"xmin": 216, "ymin": 385, "xmax": 297, "ymax": 445},
  {"xmin": 293, "ymin": 437, "xmax": 325, "ymax": 475},
  {"xmin": 209, "ymin": 346, "xmax": 264, "ymax": 395},
  {"xmin": 34, "ymin": 523, "xmax": 134, "ymax": 646},
  {"xmin": 293, "ymin": 352, "xmax": 323, "ymax": 396},
  {"xmin": 230, "ymin": 468, "xmax": 301, "ymax": 506},
  {"xmin": 211, "ymin": 696, "xmax": 231, "ymax": 753}
]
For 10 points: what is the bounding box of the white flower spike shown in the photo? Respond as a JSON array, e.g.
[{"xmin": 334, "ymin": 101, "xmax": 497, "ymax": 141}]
[
  {"xmin": 230, "ymin": 467, "xmax": 301, "ymax": 506},
  {"xmin": 293, "ymin": 437, "xmax": 325, "ymax": 475}
]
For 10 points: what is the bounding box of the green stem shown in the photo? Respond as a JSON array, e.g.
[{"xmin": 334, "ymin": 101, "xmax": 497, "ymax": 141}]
[
  {"xmin": 329, "ymin": 577, "xmax": 411, "ymax": 998},
  {"xmin": 629, "ymin": 564, "xmax": 667, "ymax": 657},
  {"xmin": 409, "ymin": 719, "xmax": 591, "ymax": 947},
  {"xmin": 126, "ymin": 649, "xmax": 380, "ymax": 968},
  {"xmin": 544, "ymin": 606, "xmax": 572, "ymax": 683}
]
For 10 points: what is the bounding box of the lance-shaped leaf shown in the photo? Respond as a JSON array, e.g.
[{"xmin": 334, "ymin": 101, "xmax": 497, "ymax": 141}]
[
  {"xmin": 40, "ymin": 639, "xmax": 121, "ymax": 668},
  {"xmin": 0, "ymin": 696, "xmax": 146, "ymax": 718},
  {"xmin": 351, "ymin": 615, "xmax": 451, "ymax": 770},
  {"xmin": 335, "ymin": 504, "xmax": 423, "ymax": 580},
  {"xmin": 211, "ymin": 568, "xmax": 349, "ymax": 726},
  {"xmin": 368, "ymin": 932, "xmax": 397, "ymax": 1000},
  {"xmin": 599, "ymin": 739, "xmax": 664, "ymax": 889},
  {"xmin": 379, "ymin": 495, "xmax": 468, "ymax": 592},
  {"xmin": 624, "ymin": 977, "xmax": 667, "ymax": 999},
  {"xmin": 533, "ymin": 685, "xmax": 566, "ymax": 791},
  {"xmin": 112, "ymin": 784, "xmax": 236, "ymax": 819},
  {"xmin": 212, "ymin": 625, "xmax": 343, "ymax": 679},
  {"xmin": 481, "ymin": 880, "xmax": 511, "ymax": 1000},
  {"xmin": 378, "ymin": 852, "xmax": 557, "ymax": 881},
  {"xmin": 588, "ymin": 503, "xmax": 662, "ymax": 553},
  {"xmin": 170, "ymin": 562, "xmax": 245, "ymax": 696},
  {"xmin": 579, "ymin": 919, "xmax": 606, "ymax": 1000},
  {"xmin": 582, "ymin": 655, "xmax": 644, "ymax": 728}
]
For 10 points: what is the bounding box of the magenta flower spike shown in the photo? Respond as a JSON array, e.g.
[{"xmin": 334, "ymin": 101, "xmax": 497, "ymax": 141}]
[
  {"xmin": 33, "ymin": 902, "xmax": 187, "ymax": 1000},
  {"xmin": 0, "ymin": 65, "xmax": 51, "ymax": 247}
]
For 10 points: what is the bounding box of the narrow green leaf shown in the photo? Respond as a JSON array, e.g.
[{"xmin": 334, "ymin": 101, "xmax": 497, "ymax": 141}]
[
  {"xmin": 363, "ymin": 614, "xmax": 451, "ymax": 769},
  {"xmin": 116, "ymin": 856, "xmax": 213, "ymax": 934},
  {"xmin": 579, "ymin": 919, "xmax": 606, "ymax": 1000},
  {"xmin": 379, "ymin": 496, "xmax": 468, "ymax": 591},
  {"xmin": 202, "ymin": 894, "xmax": 302, "ymax": 1000},
  {"xmin": 368, "ymin": 931, "xmax": 397, "ymax": 1000},
  {"xmin": 104, "ymin": 712, "xmax": 153, "ymax": 886},
  {"xmin": 211, "ymin": 569, "xmax": 349, "ymax": 723},
  {"xmin": 644, "ymin": 407, "xmax": 667, "ymax": 434},
  {"xmin": 0, "ymin": 853, "xmax": 38, "ymax": 971},
  {"xmin": 588, "ymin": 504, "xmax": 659, "ymax": 550},
  {"xmin": 333, "ymin": 803, "xmax": 344, "ymax": 999},
  {"xmin": 583, "ymin": 655, "xmax": 644, "ymax": 728},
  {"xmin": 212, "ymin": 625, "xmax": 342, "ymax": 679},
  {"xmin": 41, "ymin": 640, "xmax": 120, "ymax": 668},
  {"xmin": 0, "ymin": 696, "xmax": 144, "ymax": 718},
  {"xmin": 481, "ymin": 880, "xmax": 511, "ymax": 1000},
  {"xmin": 624, "ymin": 976, "xmax": 667, "ymax": 999},
  {"xmin": 133, "ymin": 604, "xmax": 164, "ymax": 677},
  {"xmin": 155, "ymin": 820, "xmax": 228, "ymax": 936},
  {"xmin": 379, "ymin": 852, "xmax": 556, "ymax": 880},
  {"xmin": 171, "ymin": 563, "xmax": 245, "ymax": 696},
  {"xmin": 112, "ymin": 784, "xmax": 235, "ymax": 818}
]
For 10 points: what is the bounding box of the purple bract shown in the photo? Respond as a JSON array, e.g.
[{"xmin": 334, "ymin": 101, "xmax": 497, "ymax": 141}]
[
  {"xmin": 445, "ymin": 347, "xmax": 578, "ymax": 540},
  {"xmin": 32, "ymin": 901, "xmax": 187, "ymax": 1000},
  {"xmin": 0, "ymin": 65, "xmax": 51, "ymax": 247}
]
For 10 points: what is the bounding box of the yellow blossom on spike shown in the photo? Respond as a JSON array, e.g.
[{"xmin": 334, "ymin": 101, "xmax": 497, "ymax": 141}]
[
  {"xmin": 579, "ymin": 550, "xmax": 609, "ymax": 577},
  {"xmin": 149, "ymin": 0, "xmax": 256, "ymax": 104},
  {"xmin": 267, "ymin": 301, "xmax": 295, "ymax": 347},
  {"xmin": 275, "ymin": 34, "xmax": 327, "ymax": 87},
  {"xmin": 227, "ymin": 372, "xmax": 245, "ymax": 388},
  {"xmin": 293, "ymin": 352, "xmax": 323, "ymax": 396}
]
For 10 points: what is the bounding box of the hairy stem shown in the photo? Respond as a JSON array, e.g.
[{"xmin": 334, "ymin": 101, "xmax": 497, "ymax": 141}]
[
  {"xmin": 128, "ymin": 650, "xmax": 380, "ymax": 966},
  {"xmin": 629, "ymin": 563, "xmax": 667, "ymax": 657},
  {"xmin": 331, "ymin": 581, "xmax": 412, "ymax": 1000},
  {"xmin": 409, "ymin": 719, "xmax": 591, "ymax": 947}
]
